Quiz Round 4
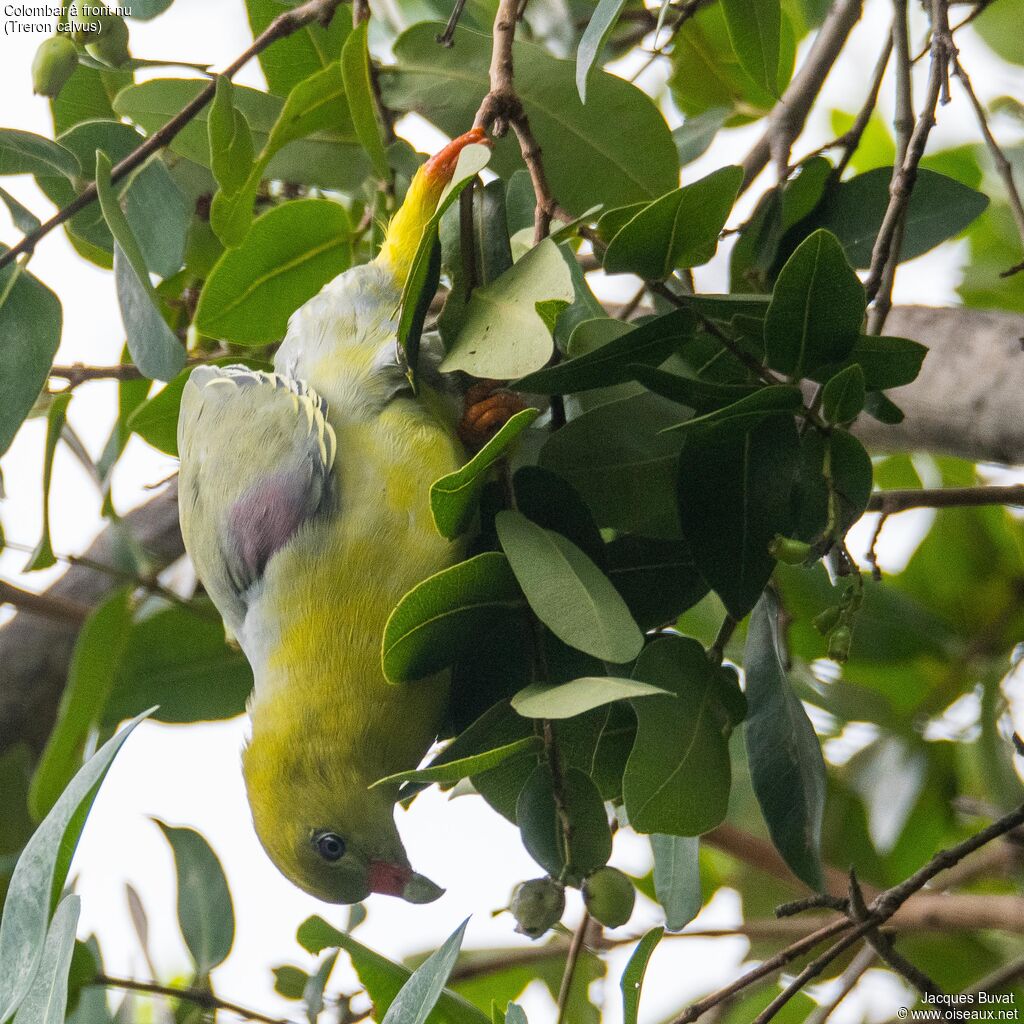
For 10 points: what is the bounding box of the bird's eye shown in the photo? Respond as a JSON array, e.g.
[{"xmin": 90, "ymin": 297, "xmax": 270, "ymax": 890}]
[{"xmin": 313, "ymin": 832, "xmax": 347, "ymax": 862}]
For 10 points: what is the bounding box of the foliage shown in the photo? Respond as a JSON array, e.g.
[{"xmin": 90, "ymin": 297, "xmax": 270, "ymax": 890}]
[{"xmin": 2, "ymin": 0, "xmax": 1024, "ymax": 1022}]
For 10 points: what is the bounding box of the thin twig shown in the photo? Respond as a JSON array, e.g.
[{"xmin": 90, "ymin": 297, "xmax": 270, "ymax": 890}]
[
  {"xmin": 863, "ymin": 0, "xmax": 955, "ymax": 306},
  {"xmin": 89, "ymin": 976, "xmax": 294, "ymax": 1024},
  {"xmin": 0, "ymin": 0, "xmax": 348, "ymax": 271},
  {"xmin": 0, "ymin": 580, "xmax": 90, "ymax": 624},
  {"xmin": 967, "ymin": 956, "xmax": 1024, "ymax": 996},
  {"xmin": 832, "ymin": 33, "xmax": 893, "ymax": 179},
  {"xmin": 867, "ymin": 485, "xmax": 1024, "ymax": 514},
  {"xmin": 804, "ymin": 946, "xmax": 876, "ymax": 1024},
  {"xmin": 555, "ymin": 911, "xmax": 592, "ymax": 1024}
]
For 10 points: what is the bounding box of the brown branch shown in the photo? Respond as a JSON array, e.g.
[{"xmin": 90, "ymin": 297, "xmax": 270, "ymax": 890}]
[
  {"xmin": 866, "ymin": 485, "xmax": 1024, "ymax": 514},
  {"xmin": 740, "ymin": 0, "xmax": 864, "ymax": 191},
  {"xmin": 0, "ymin": 0, "xmax": 349, "ymax": 272},
  {"xmin": 555, "ymin": 912, "xmax": 592, "ymax": 1024},
  {"xmin": 968, "ymin": 956, "xmax": 1024, "ymax": 997},
  {"xmin": 90, "ymin": 975, "xmax": 293, "ymax": 1024},
  {"xmin": 0, "ymin": 580, "xmax": 90, "ymax": 625},
  {"xmin": 49, "ymin": 363, "xmax": 148, "ymax": 386},
  {"xmin": 863, "ymin": 0, "xmax": 954, "ymax": 305}
]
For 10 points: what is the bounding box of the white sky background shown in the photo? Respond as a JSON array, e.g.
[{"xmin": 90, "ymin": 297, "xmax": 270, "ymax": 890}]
[{"xmin": 1, "ymin": 1, "xmax": 1023, "ymax": 1021}]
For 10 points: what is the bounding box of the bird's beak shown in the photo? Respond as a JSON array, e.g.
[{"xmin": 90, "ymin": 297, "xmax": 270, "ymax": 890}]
[{"xmin": 367, "ymin": 861, "xmax": 444, "ymax": 903}]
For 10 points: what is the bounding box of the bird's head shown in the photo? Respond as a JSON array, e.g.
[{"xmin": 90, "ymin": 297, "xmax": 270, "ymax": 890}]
[{"xmin": 241, "ymin": 721, "xmax": 443, "ymax": 905}]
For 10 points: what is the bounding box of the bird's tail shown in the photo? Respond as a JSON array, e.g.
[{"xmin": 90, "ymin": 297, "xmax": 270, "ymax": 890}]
[{"xmin": 376, "ymin": 128, "xmax": 488, "ymax": 287}]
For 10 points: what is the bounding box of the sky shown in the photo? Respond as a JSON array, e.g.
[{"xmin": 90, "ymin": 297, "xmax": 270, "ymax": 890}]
[{"xmin": 1, "ymin": 0, "xmax": 1023, "ymax": 1021}]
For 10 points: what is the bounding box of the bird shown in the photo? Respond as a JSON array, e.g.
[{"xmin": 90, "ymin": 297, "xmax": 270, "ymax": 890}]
[{"xmin": 176, "ymin": 129, "xmax": 488, "ymax": 904}]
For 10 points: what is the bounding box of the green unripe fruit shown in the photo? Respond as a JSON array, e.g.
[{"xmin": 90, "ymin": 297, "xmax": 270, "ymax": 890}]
[
  {"xmin": 85, "ymin": 15, "xmax": 129, "ymax": 67},
  {"xmin": 510, "ymin": 877, "xmax": 565, "ymax": 939},
  {"xmin": 32, "ymin": 36, "xmax": 78, "ymax": 97},
  {"xmin": 769, "ymin": 534, "xmax": 813, "ymax": 565},
  {"xmin": 812, "ymin": 605, "xmax": 842, "ymax": 635},
  {"xmin": 828, "ymin": 625, "xmax": 853, "ymax": 662},
  {"xmin": 582, "ymin": 866, "xmax": 635, "ymax": 928}
]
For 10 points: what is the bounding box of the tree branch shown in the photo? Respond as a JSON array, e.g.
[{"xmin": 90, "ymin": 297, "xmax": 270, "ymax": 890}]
[
  {"xmin": 0, "ymin": 0, "xmax": 349, "ymax": 272},
  {"xmin": 0, "ymin": 580, "xmax": 90, "ymax": 625},
  {"xmin": 867, "ymin": 485, "xmax": 1024, "ymax": 514}
]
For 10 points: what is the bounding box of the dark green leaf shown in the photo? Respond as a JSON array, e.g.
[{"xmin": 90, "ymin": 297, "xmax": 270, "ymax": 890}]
[
  {"xmin": 576, "ymin": 0, "xmax": 628, "ymax": 102},
  {"xmin": 0, "ymin": 129, "xmax": 80, "ymax": 178},
  {"xmin": 274, "ymin": 966, "xmax": 309, "ymax": 1000},
  {"xmin": 828, "ymin": 429, "xmax": 873, "ymax": 533},
  {"xmin": 810, "ymin": 333, "xmax": 927, "ymax": 390},
  {"xmin": 0, "ymin": 186, "xmax": 41, "ymax": 234},
  {"xmin": 604, "ymin": 166, "xmax": 742, "ymax": 278},
  {"xmin": 807, "ymin": 167, "xmax": 989, "ymax": 267},
  {"xmin": 517, "ymin": 765, "xmax": 612, "ymax": 881},
  {"xmin": 821, "ymin": 363, "xmax": 865, "ymax": 424},
  {"xmin": 156, "ymin": 823, "xmax": 235, "ymax": 975},
  {"xmin": 764, "ymin": 229, "xmax": 864, "ymax": 377},
  {"xmin": 28, "ymin": 589, "xmax": 133, "ymax": 821},
  {"xmin": 11, "ymin": 895, "xmax": 80, "ymax": 1024},
  {"xmin": 678, "ymin": 414, "xmax": 799, "ymax": 617},
  {"xmin": 511, "ymin": 466, "xmax": 606, "ymax": 564},
  {"xmin": 620, "ymin": 927, "xmax": 662, "ymax": 1024},
  {"xmin": 721, "ymin": 0, "xmax": 782, "ymax": 95},
  {"xmin": 103, "ymin": 604, "xmax": 252, "ymax": 725},
  {"xmin": 744, "ymin": 591, "xmax": 826, "ymax": 889},
  {"xmin": 512, "ymin": 677, "xmax": 669, "ymax": 719},
  {"xmin": 651, "ymin": 835, "xmax": 701, "ymax": 930},
  {"xmin": 373, "ymin": 737, "xmax": 542, "ymax": 788},
  {"xmin": 380, "ymin": 23, "xmax": 679, "ymax": 214},
  {"xmin": 297, "ymin": 915, "xmax": 345, "ymax": 955},
  {"xmin": 195, "ymin": 198, "xmax": 351, "ymax": 345},
  {"xmin": 382, "ymin": 552, "xmax": 526, "ymax": 684},
  {"xmin": 0, "ymin": 257, "xmax": 61, "ymax": 456},
  {"xmin": 0, "ymin": 713, "xmax": 150, "ymax": 1023},
  {"xmin": 495, "ymin": 511, "xmax": 643, "ymax": 663},
  {"xmin": 341, "ymin": 21, "xmax": 389, "ymax": 180},
  {"xmin": 630, "ymin": 365, "xmax": 759, "ymax": 413},
  {"xmin": 25, "ymin": 393, "xmax": 71, "ymax": 573},
  {"xmin": 516, "ymin": 308, "xmax": 697, "ymax": 394},
  {"xmin": 440, "ymin": 238, "xmax": 574, "ymax": 379},
  {"xmin": 661, "ymin": 384, "xmax": 802, "ymax": 438},
  {"xmin": 623, "ymin": 637, "xmax": 731, "ymax": 835},
  {"xmin": 95, "ymin": 152, "xmax": 185, "ymax": 381},
  {"xmin": 431, "ymin": 408, "xmax": 539, "ymax": 539}
]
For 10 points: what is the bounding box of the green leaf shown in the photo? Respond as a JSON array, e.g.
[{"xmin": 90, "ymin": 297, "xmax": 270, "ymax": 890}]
[
  {"xmin": 677, "ymin": 414, "xmax": 799, "ymax": 617},
  {"xmin": 208, "ymin": 77, "xmax": 255, "ymax": 195},
  {"xmin": 156, "ymin": 822, "xmax": 235, "ymax": 975},
  {"xmin": 630, "ymin": 365, "xmax": 759, "ymax": 413},
  {"xmin": 103, "ymin": 604, "xmax": 253, "ymax": 725},
  {"xmin": 431, "ymin": 408, "xmax": 539, "ymax": 539},
  {"xmin": 764, "ymin": 229, "xmax": 864, "ymax": 378},
  {"xmin": 307, "ymin": 922, "xmax": 488, "ymax": 1024},
  {"xmin": 341, "ymin": 21, "xmax": 389, "ymax": 180},
  {"xmin": 273, "ymin": 966, "xmax": 310, "ymax": 1000},
  {"xmin": 495, "ymin": 510, "xmax": 643, "ymax": 663},
  {"xmin": 539, "ymin": 392, "xmax": 687, "ymax": 537},
  {"xmin": 304, "ymin": 952, "xmax": 339, "ymax": 1023},
  {"xmin": 11, "ymin": 895, "xmax": 81, "ymax": 1024},
  {"xmin": 28, "ymin": 589, "xmax": 133, "ymax": 821},
  {"xmin": 0, "ymin": 186, "xmax": 41, "ymax": 234},
  {"xmin": 516, "ymin": 309, "xmax": 696, "ymax": 394},
  {"xmin": 440, "ymin": 239, "xmax": 574, "ymax": 379},
  {"xmin": 517, "ymin": 765, "xmax": 612, "ymax": 881},
  {"xmin": 0, "ymin": 256, "xmax": 61, "ymax": 456},
  {"xmin": 620, "ymin": 927, "xmax": 663, "ymax": 1024},
  {"xmin": 603, "ymin": 166, "xmax": 742, "ymax": 279},
  {"xmin": 810, "ymin": 333, "xmax": 927, "ymax": 390},
  {"xmin": 25, "ymin": 393, "xmax": 71, "ymax": 573},
  {"xmin": 807, "ymin": 167, "xmax": 989, "ymax": 268},
  {"xmin": 673, "ymin": 108, "xmax": 730, "ymax": 166},
  {"xmin": 382, "ymin": 921, "xmax": 470, "ymax": 1024},
  {"xmin": 398, "ymin": 142, "xmax": 491, "ymax": 378},
  {"xmin": 623, "ymin": 637, "xmax": 731, "ymax": 835},
  {"xmin": 0, "ymin": 712, "xmax": 150, "ymax": 1024},
  {"xmin": 380, "ymin": 23, "xmax": 679, "ymax": 214},
  {"xmin": 511, "ymin": 678, "xmax": 669, "ymax": 719},
  {"xmin": 95, "ymin": 152, "xmax": 185, "ymax": 381},
  {"xmin": 721, "ymin": 0, "xmax": 782, "ymax": 96},
  {"xmin": 821, "ymin": 363, "xmax": 865, "ymax": 424},
  {"xmin": 382, "ymin": 552, "xmax": 526, "ymax": 684},
  {"xmin": 651, "ymin": 835, "xmax": 701, "ymax": 930},
  {"xmin": 195, "ymin": 198, "xmax": 351, "ymax": 345},
  {"xmin": 661, "ymin": 384, "xmax": 803, "ymax": 438},
  {"xmin": 372, "ymin": 737, "xmax": 543, "ymax": 789},
  {"xmin": 512, "ymin": 466, "xmax": 606, "ymax": 564},
  {"xmin": 113, "ymin": 78, "xmax": 369, "ymax": 193},
  {"xmin": 0, "ymin": 129, "xmax": 80, "ymax": 178},
  {"xmin": 576, "ymin": 0, "xmax": 628, "ymax": 102},
  {"xmin": 744, "ymin": 591, "xmax": 826, "ymax": 890}
]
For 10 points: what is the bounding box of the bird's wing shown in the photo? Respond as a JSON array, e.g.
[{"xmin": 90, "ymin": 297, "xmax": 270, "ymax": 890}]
[{"xmin": 177, "ymin": 365, "xmax": 336, "ymax": 631}]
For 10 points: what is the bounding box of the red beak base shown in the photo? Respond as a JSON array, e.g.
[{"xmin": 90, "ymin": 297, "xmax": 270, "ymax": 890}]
[{"xmin": 367, "ymin": 861, "xmax": 413, "ymax": 897}]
